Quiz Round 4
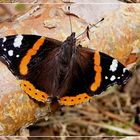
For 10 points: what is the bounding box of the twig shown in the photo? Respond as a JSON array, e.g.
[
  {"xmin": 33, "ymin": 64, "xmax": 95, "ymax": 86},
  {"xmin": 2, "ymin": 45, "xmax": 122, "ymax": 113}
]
[
  {"xmin": 98, "ymin": 108, "xmax": 140, "ymax": 132},
  {"xmin": 70, "ymin": 119, "xmax": 140, "ymax": 136},
  {"xmin": 114, "ymin": 92, "xmax": 124, "ymax": 115},
  {"xmin": 79, "ymin": 104, "xmax": 140, "ymax": 132}
]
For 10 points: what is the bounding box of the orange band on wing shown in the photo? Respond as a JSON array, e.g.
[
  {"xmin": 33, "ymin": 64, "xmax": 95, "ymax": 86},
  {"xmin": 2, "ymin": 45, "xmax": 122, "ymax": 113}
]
[
  {"xmin": 19, "ymin": 37, "xmax": 46, "ymax": 75},
  {"xmin": 20, "ymin": 80, "xmax": 48, "ymax": 102},
  {"xmin": 59, "ymin": 93, "xmax": 91, "ymax": 106},
  {"xmin": 90, "ymin": 51, "xmax": 102, "ymax": 91}
]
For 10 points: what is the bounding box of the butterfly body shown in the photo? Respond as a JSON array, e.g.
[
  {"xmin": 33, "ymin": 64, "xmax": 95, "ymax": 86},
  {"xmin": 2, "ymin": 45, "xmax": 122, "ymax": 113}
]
[{"xmin": 0, "ymin": 33, "xmax": 131, "ymax": 106}]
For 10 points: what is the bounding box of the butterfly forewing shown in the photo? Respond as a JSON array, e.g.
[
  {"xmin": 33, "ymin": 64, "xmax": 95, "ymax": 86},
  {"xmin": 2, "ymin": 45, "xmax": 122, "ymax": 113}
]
[
  {"xmin": 75, "ymin": 47, "xmax": 131, "ymax": 95},
  {"xmin": 0, "ymin": 34, "xmax": 62, "ymax": 102},
  {"xmin": 96, "ymin": 52, "xmax": 130, "ymax": 94},
  {"xmin": 0, "ymin": 35, "xmax": 62, "ymax": 77}
]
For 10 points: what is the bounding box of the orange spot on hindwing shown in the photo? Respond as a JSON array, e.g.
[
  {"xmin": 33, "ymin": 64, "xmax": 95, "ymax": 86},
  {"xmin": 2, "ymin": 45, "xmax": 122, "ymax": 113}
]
[
  {"xmin": 19, "ymin": 37, "xmax": 45, "ymax": 75},
  {"xmin": 20, "ymin": 80, "xmax": 48, "ymax": 102},
  {"xmin": 90, "ymin": 51, "xmax": 102, "ymax": 91},
  {"xmin": 59, "ymin": 93, "xmax": 91, "ymax": 106}
]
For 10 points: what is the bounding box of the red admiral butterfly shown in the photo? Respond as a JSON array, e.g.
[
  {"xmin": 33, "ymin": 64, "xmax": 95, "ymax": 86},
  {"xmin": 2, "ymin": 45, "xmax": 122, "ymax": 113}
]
[{"xmin": 0, "ymin": 32, "xmax": 131, "ymax": 106}]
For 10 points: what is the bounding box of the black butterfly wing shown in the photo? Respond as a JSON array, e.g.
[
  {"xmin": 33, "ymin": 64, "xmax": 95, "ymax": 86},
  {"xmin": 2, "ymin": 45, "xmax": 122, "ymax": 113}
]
[
  {"xmin": 0, "ymin": 35, "xmax": 62, "ymax": 102},
  {"xmin": 59, "ymin": 47, "xmax": 131, "ymax": 106},
  {"xmin": 0, "ymin": 35, "xmax": 62, "ymax": 77}
]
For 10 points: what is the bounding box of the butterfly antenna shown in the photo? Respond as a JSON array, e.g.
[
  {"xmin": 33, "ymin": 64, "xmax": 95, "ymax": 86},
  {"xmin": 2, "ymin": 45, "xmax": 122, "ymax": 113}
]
[
  {"xmin": 68, "ymin": 5, "xmax": 73, "ymax": 34},
  {"xmin": 76, "ymin": 18, "xmax": 104, "ymax": 39}
]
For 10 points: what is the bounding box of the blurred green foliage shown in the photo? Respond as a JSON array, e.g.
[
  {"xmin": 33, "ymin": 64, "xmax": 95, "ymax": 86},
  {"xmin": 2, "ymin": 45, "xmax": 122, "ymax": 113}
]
[
  {"xmin": 104, "ymin": 119, "xmax": 135, "ymax": 136},
  {"xmin": 15, "ymin": 4, "xmax": 26, "ymax": 12}
]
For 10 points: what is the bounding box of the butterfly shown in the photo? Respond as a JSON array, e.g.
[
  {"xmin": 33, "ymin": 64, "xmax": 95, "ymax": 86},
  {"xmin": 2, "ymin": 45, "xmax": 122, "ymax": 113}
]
[{"xmin": 0, "ymin": 32, "xmax": 131, "ymax": 106}]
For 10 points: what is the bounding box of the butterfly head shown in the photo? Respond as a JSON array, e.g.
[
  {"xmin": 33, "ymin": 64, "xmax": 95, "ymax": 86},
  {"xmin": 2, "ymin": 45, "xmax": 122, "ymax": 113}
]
[
  {"xmin": 60, "ymin": 32, "xmax": 77, "ymax": 63},
  {"xmin": 65, "ymin": 32, "xmax": 76, "ymax": 45}
]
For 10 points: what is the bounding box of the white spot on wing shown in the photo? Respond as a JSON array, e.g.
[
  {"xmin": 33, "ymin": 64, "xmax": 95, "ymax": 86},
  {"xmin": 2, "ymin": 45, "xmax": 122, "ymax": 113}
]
[
  {"xmin": 109, "ymin": 59, "xmax": 118, "ymax": 72},
  {"xmin": 16, "ymin": 54, "xmax": 20, "ymax": 58},
  {"xmin": 3, "ymin": 48, "xmax": 7, "ymax": 51},
  {"xmin": 13, "ymin": 35, "xmax": 23, "ymax": 48},
  {"xmin": 110, "ymin": 75, "xmax": 116, "ymax": 81},
  {"xmin": 117, "ymin": 77, "xmax": 120, "ymax": 79},
  {"xmin": 123, "ymin": 68, "xmax": 127, "ymax": 73},
  {"xmin": 3, "ymin": 37, "xmax": 6, "ymax": 43},
  {"xmin": 105, "ymin": 76, "xmax": 108, "ymax": 79},
  {"xmin": 8, "ymin": 50, "xmax": 13, "ymax": 56}
]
